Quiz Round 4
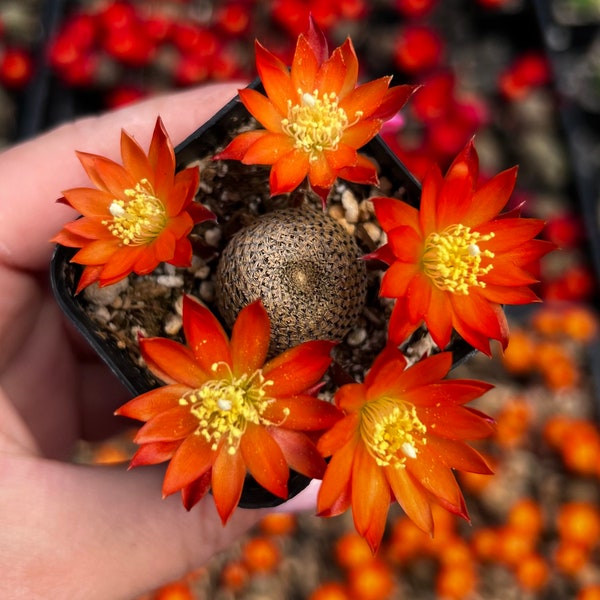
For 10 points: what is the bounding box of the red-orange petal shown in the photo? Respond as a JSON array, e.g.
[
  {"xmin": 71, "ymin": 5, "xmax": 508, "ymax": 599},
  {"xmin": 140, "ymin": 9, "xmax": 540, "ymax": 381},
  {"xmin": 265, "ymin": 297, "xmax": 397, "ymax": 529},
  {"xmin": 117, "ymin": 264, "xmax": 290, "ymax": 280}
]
[
  {"xmin": 315, "ymin": 39, "xmax": 353, "ymax": 97},
  {"xmin": 388, "ymin": 298, "xmax": 420, "ymax": 347},
  {"xmin": 436, "ymin": 141, "xmax": 478, "ymax": 230},
  {"xmin": 241, "ymin": 423, "xmax": 289, "ymax": 499},
  {"xmin": 324, "ymin": 143, "xmax": 357, "ymax": 171},
  {"xmin": 71, "ymin": 238, "xmax": 119, "ymax": 265},
  {"xmin": 340, "ymin": 76, "xmax": 392, "ymax": 120},
  {"xmin": 418, "ymin": 405, "xmax": 495, "ymax": 439},
  {"xmin": 270, "ymin": 149, "xmax": 310, "ymax": 195},
  {"xmin": 335, "ymin": 383, "xmax": 368, "ymax": 413},
  {"xmin": 394, "ymin": 352, "xmax": 452, "ymax": 392},
  {"xmin": 263, "ymin": 395, "xmax": 342, "ymax": 431},
  {"xmin": 385, "ymin": 464, "xmax": 433, "ymax": 535},
  {"xmin": 63, "ymin": 217, "xmax": 109, "ymax": 240},
  {"xmin": 317, "ymin": 438, "xmax": 356, "ymax": 516},
  {"xmin": 379, "ymin": 260, "xmax": 419, "ymax": 298},
  {"xmin": 341, "ymin": 120, "xmax": 381, "ymax": 150},
  {"xmin": 406, "ymin": 449, "xmax": 467, "ymax": 518},
  {"xmin": 338, "ymin": 38, "xmax": 360, "ymax": 97},
  {"xmin": 371, "ymin": 84, "xmax": 419, "ymax": 120},
  {"xmin": 212, "ymin": 444, "xmax": 246, "ymax": 524},
  {"xmin": 351, "ymin": 443, "xmax": 391, "ymax": 552},
  {"xmin": 268, "ymin": 427, "xmax": 327, "ymax": 479},
  {"xmin": 182, "ymin": 295, "xmax": 232, "ymax": 372},
  {"xmin": 215, "ymin": 130, "xmax": 268, "ymax": 161},
  {"xmin": 263, "ymin": 340, "xmax": 334, "ymax": 397},
  {"xmin": 115, "ymin": 383, "xmax": 191, "ymax": 421},
  {"xmin": 465, "ymin": 166, "xmax": 518, "ymax": 226},
  {"xmin": 61, "ymin": 187, "xmax": 113, "ymax": 218},
  {"xmin": 239, "ymin": 87, "xmax": 286, "ymax": 132},
  {"xmin": 139, "ymin": 337, "xmax": 209, "ymax": 387},
  {"xmin": 242, "ymin": 131, "xmax": 295, "ymax": 165},
  {"xmin": 230, "ymin": 299, "xmax": 270, "ymax": 377},
  {"xmin": 451, "ymin": 293, "xmax": 508, "ymax": 354},
  {"xmin": 148, "ymin": 117, "xmax": 176, "ymax": 201},
  {"xmin": 162, "ymin": 433, "xmax": 215, "ymax": 496},
  {"xmin": 120, "ymin": 127, "xmax": 152, "ymax": 185},
  {"xmin": 400, "ymin": 380, "xmax": 493, "ymax": 408},
  {"xmin": 181, "ymin": 470, "xmax": 212, "ymax": 511},
  {"xmin": 255, "ymin": 40, "xmax": 295, "ymax": 116},
  {"xmin": 170, "ymin": 167, "xmax": 200, "ymax": 216},
  {"xmin": 308, "ymin": 154, "xmax": 336, "ymax": 190},
  {"xmin": 372, "ymin": 196, "xmax": 420, "ymax": 233},
  {"xmin": 425, "ymin": 436, "xmax": 494, "ymax": 474},
  {"xmin": 317, "ymin": 413, "xmax": 360, "ymax": 457},
  {"xmin": 76, "ymin": 151, "xmax": 136, "ymax": 198},
  {"xmin": 290, "ymin": 34, "xmax": 319, "ymax": 95},
  {"xmin": 134, "ymin": 405, "xmax": 198, "ymax": 443},
  {"xmin": 129, "ymin": 440, "xmax": 180, "ymax": 468}
]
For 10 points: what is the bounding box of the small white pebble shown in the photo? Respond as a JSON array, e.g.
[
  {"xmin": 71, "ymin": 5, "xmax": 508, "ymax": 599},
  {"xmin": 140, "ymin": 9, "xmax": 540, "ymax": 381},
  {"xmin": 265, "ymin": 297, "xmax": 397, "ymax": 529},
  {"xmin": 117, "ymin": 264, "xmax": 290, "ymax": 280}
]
[
  {"xmin": 204, "ymin": 227, "xmax": 222, "ymax": 246},
  {"xmin": 346, "ymin": 327, "xmax": 367, "ymax": 347},
  {"xmin": 156, "ymin": 274, "xmax": 184, "ymax": 288},
  {"xmin": 358, "ymin": 199, "xmax": 374, "ymax": 220},
  {"xmin": 341, "ymin": 190, "xmax": 359, "ymax": 223},
  {"xmin": 164, "ymin": 313, "xmax": 183, "ymax": 336},
  {"xmin": 328, "ymin": 204, "xmax": 344, "ymax": 221},
  {"xmin": 92, "ymin": 305, "xmax": 111, "ymax": 323},
  {"xmin": 83, "ymin": 278, "xmax": 129, "ymax": 306},
  {"xmin": 199, "ymin": 280, "xmax": 214, "ymax": 302},
  {"xmin": 173, "ymin": 294, "xmax": 184, "ymax": 316},
  {"xmin": 363, "ymin": 221, "xmax": 383, "ymax": 243}
]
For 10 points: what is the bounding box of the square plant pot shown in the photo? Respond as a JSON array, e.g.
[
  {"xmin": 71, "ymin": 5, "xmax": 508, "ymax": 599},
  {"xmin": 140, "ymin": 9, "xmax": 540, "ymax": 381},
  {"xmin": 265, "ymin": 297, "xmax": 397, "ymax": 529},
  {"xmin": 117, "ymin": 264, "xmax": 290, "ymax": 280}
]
[{"xmin": 50, "ymin": 80, "xmax": 477, "ymax": 508}]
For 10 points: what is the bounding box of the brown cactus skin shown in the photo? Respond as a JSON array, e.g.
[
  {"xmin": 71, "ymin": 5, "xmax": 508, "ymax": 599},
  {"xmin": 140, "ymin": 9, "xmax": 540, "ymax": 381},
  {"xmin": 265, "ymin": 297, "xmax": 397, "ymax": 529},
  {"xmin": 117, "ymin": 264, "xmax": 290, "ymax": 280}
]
[{"xmin": 215, "ymin": 207, "xmax": 368, "ymax": 355}]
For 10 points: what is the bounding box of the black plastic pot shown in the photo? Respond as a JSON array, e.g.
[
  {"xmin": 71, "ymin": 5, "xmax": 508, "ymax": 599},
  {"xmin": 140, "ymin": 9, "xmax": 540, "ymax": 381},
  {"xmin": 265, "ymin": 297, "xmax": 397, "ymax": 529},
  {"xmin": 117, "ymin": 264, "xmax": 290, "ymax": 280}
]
[{"xmin": 50, "ymin": 80, "xmax": 476, "ymax": 508}]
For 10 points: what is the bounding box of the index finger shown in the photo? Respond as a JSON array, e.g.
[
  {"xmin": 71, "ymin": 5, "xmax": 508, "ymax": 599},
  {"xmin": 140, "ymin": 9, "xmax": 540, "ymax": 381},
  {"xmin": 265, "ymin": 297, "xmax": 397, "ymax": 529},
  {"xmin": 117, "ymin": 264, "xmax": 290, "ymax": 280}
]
[{"xmin": 0, "ymin": 82, "xmax": 241, "ymax": 271}]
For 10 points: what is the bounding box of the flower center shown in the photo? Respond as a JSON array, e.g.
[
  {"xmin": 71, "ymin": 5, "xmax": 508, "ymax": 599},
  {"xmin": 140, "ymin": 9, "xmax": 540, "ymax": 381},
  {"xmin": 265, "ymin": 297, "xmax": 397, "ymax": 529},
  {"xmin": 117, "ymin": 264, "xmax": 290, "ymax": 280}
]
[
  {"xmin": 281, "ymin": 89, "xmax": 361, "ymax": 161},
  {"xmin": 360, "ymin": 397, "xmax": 427, "ymax": 468},
  {"xmin": 179, "ymin": 363, "xmax": 281, "ymax": 455},
  {"xmin": 422, "ymin": 224, "xmax": 495, "ymax": 295},
  {"xmin": 102, "ymin": 178, "xmax": 167, "ymax": 245}
]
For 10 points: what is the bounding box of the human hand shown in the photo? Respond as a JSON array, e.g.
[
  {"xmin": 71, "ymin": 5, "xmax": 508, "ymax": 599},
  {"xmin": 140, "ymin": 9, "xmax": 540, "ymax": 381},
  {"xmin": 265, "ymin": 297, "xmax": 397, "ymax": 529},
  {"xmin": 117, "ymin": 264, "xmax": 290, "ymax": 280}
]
[{"xmin": 0, "ymin": 83, "xmax": 318, "ymax": 600}]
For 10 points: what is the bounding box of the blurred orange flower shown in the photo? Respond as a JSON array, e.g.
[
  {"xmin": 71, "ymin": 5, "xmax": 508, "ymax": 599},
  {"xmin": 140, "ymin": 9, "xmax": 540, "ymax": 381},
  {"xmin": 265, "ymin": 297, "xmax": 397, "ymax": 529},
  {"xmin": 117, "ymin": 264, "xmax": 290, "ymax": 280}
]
[
  {"xmin": 52, "ymin": 117, "xmax": 214, "ymax": 292},
  {"xmin": 370, "ymin": 140, "xmax": 555, "ymax": 355},
  {"xmin": 116, "ymin": 296, "xmax": 340, "ymax": 523},
  {"xmin": 317, "ymin": 348, "xmax": 494, "ymax": 552},
  {"xmin": 214, "ymin": 21, "xmax": 416, "ymax": 206}
]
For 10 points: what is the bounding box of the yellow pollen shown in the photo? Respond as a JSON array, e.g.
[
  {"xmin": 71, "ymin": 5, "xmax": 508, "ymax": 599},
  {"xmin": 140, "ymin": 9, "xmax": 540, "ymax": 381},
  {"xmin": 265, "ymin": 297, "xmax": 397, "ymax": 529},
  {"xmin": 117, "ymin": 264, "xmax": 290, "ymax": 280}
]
[
  {"xmin": 101, "ymin": 178, "xmax": 167, "ymax": 245},
  {"xmin": 422, "ymin": 224, "xmax": 495, "ymax": 295},
  {"xmin": 181, "ymin": 362, "xmax": 280, "ymax": 455},
  {"xmin": 280, "ymin": 89, "xmax": 362, "ymax": 161},
  {"xmin": 360, "ymin": 397, "xmax": 427, "ymax": 469}
]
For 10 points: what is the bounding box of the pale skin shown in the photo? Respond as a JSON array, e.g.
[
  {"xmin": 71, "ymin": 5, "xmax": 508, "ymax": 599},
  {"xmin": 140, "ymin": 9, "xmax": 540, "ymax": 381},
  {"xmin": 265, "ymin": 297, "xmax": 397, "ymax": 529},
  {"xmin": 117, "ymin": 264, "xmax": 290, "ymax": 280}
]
[{"xmin": 0, "ymin": 82, "xmax": 318, "ymax": 600}]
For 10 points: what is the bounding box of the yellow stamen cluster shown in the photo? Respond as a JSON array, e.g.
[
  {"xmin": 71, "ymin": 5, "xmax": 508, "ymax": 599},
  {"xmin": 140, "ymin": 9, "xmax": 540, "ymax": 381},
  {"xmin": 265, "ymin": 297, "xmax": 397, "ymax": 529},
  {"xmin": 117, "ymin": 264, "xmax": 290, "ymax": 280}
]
[
  {"xmin": 281, "ymin": 89, "xmax": 361, "ymax": 161},
  {"xmin": 102, "ymin": 178, "xmax": 167, "ymax": 245},
  {"xmin": 179, "ymin": 363, "xmax": 282, "ymax": 455},
  {"xmin": 361, "ymin": 397, "xmax": 427, "ymax": 468},
  {"xmin": 422, "ymin": 224, "xmax": 495, "ymax": 295}
]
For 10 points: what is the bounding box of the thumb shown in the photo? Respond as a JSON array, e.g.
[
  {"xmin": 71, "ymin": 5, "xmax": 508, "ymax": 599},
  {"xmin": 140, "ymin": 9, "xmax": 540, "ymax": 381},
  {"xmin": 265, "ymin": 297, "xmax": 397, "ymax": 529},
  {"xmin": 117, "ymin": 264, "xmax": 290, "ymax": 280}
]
[{"xmin": 0, "ymin": 455, "xmax": 297, "ymax": 599}]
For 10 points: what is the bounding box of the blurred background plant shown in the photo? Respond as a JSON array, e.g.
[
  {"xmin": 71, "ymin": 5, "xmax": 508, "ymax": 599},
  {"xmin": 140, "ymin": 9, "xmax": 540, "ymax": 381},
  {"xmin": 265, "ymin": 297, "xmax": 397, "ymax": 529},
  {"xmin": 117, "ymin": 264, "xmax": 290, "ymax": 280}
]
[{"xmin": 3, "ymin": 0, "xmax": 600, "ymax": 598}]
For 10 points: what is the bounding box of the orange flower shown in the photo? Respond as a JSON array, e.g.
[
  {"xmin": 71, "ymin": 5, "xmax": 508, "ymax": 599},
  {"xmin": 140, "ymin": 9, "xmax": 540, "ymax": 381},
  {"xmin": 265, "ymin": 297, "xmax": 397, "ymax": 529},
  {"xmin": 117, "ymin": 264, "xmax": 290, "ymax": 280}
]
[
  {"xmin": 52, "ymin": 117, "xmax": 214, "ymax": 292},
  {"xmin": 214, "ymin": 20, "xmax": 416, "ymax": 206},
  {"xmin": 116, "ymin": 296, "xmax": 340, "ymax": 523},
  {"xmin": 370, "ymin": 140, "xmax": 555, "ymax": 355},
  {"xmin": 317, "ymin": 347, "xmax": 494, "ymax": 552}
]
